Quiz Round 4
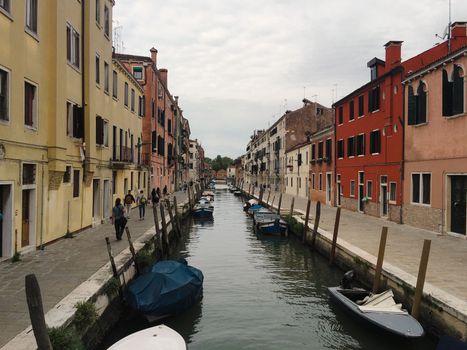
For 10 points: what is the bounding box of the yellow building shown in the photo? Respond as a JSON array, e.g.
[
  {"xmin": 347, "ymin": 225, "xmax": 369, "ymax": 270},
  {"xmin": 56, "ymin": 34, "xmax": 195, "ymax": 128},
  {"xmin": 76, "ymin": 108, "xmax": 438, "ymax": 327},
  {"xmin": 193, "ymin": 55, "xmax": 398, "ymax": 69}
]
[{"xmin": 0, "ymin": 0, "xmax": 147, "ymax": 259}]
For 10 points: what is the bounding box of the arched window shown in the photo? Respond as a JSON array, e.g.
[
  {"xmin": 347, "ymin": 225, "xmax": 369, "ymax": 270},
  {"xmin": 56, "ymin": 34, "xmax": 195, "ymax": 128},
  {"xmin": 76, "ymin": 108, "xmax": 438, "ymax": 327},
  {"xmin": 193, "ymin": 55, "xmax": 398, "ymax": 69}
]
[
  {"xmin": 407, "ymin": 82, "xmax": 427, "ymax": 125},
  {"xmin": 443, "ymin": 65, "xmax": 464, "ymax": 116}
]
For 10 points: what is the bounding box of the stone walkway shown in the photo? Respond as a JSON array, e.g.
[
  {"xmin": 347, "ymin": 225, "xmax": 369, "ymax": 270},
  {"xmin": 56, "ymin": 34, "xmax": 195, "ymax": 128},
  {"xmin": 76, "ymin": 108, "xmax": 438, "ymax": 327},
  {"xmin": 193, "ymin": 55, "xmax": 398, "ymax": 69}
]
[
  {"xmin": 0, "ymin": 192, "xmax": 187, "ymax": 347},
  {"xmin": 248, "ymin": 186, "xmax": 467, "ymax": 302}
]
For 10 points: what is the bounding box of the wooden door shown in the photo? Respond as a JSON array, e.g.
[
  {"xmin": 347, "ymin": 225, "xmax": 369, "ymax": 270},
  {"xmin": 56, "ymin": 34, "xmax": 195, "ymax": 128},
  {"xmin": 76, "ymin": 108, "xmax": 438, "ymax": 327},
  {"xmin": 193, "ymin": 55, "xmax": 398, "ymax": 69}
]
[
  {"xmin": 22, "ymin": 190, "xmax": 30, "ymax": 247},
  {"xmin": 381, "ymin": 185, "xmax": 388, "ymax": 217},
  {"xmin": 451, "ymin": 176, "xmax": 467, "ymax": 235}
]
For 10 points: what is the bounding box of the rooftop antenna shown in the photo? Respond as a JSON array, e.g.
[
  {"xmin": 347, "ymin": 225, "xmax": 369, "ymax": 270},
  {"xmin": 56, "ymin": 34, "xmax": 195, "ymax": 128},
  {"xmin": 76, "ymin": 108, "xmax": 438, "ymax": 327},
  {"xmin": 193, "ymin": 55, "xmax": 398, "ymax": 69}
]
[
  {"xmin": 113, "ymin": 20, "xmax": 124, "ymax": 53},
  {"xmin": 435, "ymin": 0, "xmax": 452, "ymax": 53}
]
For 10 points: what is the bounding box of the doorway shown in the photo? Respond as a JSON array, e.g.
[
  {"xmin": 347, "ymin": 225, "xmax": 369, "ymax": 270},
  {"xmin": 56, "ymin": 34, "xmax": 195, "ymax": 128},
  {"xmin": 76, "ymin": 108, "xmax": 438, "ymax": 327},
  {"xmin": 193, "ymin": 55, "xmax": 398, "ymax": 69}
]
[
  {"xmin": 450, "ymin": 175, "xmax": 467, "ymax": 235},
  {"xmin": 358, "ymin": 172, "xmax": 364, "ymax": 212},
  {"xmin": 92, "ymin": 179, "xmax": 100, "ymax": 220},
  {"xmin": 380, "ymin": 176, "xmax": 388, "ymax": 217},
  {"xmin": 21, "ymin": 189, "xmax": 36, "ymax": 248},
  {"xmin": 326, "ymin": 173, "xmax": 332, "ymax": 205},
  {"xmin": 103, "ymin": 180, "xmax": 110, "ymax": 220},
  {"xmin": 0, "ymin": 184, "xmax": 13, "ymax": 258}
]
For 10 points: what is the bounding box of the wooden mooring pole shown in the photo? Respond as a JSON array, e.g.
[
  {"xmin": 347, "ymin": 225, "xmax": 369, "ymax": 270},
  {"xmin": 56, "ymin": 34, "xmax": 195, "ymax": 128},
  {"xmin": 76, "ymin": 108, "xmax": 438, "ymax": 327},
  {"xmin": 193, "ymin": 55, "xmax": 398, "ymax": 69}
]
[
  {"xmin": 276, "ymin": 193, "xmax": 283, "ymax": 215},
  {"xmin": 328, "ymin": 207, "xmax": 341, "ymax": 265},
  {"xmin": 302, "ymin": 199, "xmax": 311, "ymax": 243},
  {"xmin": 252, "ymin": 185, "xmax": 255, "ymax": 198},
  {"xmin": 165, "ymin": 199, "xmax": 178, "ymax": 237},
  {"xmin": 25, "ymin": 274, "xmax": 52, "ymax": 350},
  {"xmin": 152, "ymin": 205, "xmax": 163, "ymax": 258},
  {"xmin": 289, "ymin": 197, "xmax": 295, "ymax": 216},
  {"xmin": 266, "ymin": 190, "xmax": 271, "ymax": 208},
  {"xmin": 125, "ymin": 227, "xmax": 140, "ymax": 276},
  {"xmin": 105, "ymin": 237, "xmax": 123, "ymax": 298},
  {"xmin": 248, "ymin": 184, "xmax": 252, "ymax": 195},
  {"xmin": 411, "ymin": 239, "xmax": 431, "ymax": 320},
  {"xmin": 258, "ymin": 187, "xmax": 264, "ymax": 205},
  {"xmin": 310, "ymin": 201, "xmax": 321, "ymax": 249},
  {"xmin": 173, "ymin": 196, "xmax": 182, "ymax": 237},
  {"xmin": 160, "ymin": 204, "xmax": 169, "ymax": 258},
  {"xmin": 372, "ymin": 226, "xmax": 388, "ymax": 293}
]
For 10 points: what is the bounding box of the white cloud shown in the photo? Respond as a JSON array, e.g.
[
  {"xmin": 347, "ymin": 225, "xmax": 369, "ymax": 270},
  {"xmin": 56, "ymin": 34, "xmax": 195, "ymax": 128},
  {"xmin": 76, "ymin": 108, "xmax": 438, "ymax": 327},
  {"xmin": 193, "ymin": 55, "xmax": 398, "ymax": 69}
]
[{"xmin": 114, "ymin": 0, "xmax": 467, "ymax": 158}]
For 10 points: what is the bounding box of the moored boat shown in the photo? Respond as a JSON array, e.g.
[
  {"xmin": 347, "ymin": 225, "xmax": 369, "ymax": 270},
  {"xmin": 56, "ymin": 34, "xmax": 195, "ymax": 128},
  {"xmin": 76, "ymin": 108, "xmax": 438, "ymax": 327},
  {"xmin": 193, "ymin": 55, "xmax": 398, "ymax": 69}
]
[
  {"xmin": 243, "ymin": 199, "xmax": 258, "ymax": 211},
  {"xmin": 247, "ymin": 204, "xmax": 264, "ymax": 216},
  {"xmin": 253, "ymin": 208, "xmax": 288, "ymax": 236},
  {"xmin": 202, "ymin": 191, "xmax": 215, "ymax": 201},
  {"xmin": 193, "ymin": 198, "xmax": 214, "ymax": 218},
  {"xmin": 126, "ymin": 259, "xmax": 204, "ymax": 322},
  {"xmin": 108, "ymin": 325, "xmax": 187, "ymax": 350},
  {"xmin": 328, "ymin": 271, "xmax": 424, "ymax": 339},
  {"xmin": 233, "ymin": 190, "xmax": 242, "ymax": 196}
]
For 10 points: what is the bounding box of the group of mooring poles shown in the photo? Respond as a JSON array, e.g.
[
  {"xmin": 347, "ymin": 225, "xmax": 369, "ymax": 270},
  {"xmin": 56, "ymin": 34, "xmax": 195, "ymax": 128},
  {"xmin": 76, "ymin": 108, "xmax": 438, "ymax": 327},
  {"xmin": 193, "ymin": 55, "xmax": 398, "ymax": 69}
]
[{"xmin": 245, "ymin": 185, "xmax": 431, "ymax": 321}]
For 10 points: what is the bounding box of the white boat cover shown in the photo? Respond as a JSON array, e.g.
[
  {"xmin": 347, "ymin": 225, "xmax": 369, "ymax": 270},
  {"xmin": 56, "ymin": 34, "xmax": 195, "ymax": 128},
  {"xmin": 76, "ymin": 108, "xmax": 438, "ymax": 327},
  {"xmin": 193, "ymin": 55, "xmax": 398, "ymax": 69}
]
[
  {"xmin": 202, "ymin": 191, "xmax": 215, "ymax": 196},
  {"xmin": 248, "ymin": 199, "xmax": 258, "ymax": 205},
  {"xmin": 358, "ymin": 290, "xmax": 407, "ymax": 315},
  {"xmin": 108, "ymin": 324, "xmax": 186, "ymax": 350}
]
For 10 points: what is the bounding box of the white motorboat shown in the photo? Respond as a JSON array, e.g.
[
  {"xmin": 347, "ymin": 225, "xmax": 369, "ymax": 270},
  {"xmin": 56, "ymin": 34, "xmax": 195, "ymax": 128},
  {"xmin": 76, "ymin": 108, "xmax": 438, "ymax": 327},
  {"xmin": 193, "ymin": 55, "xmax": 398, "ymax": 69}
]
[{"xmin": 108, "ymin": 324, "xmax": 186, "ymax": 350}]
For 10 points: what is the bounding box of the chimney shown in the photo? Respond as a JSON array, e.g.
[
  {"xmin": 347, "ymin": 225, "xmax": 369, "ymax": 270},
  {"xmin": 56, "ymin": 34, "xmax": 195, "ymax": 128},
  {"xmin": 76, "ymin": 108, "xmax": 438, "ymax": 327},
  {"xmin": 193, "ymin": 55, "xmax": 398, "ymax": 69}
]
[
  {"xmin": 159, "ymin": 69, "xmax": 168, "ymax": 89},
  {"xmin": 384, "ymin": 41, "xmax": 403, "ymax": 71},
  {"xmin": 150, "ymin": 47, "xmax": 158, "ymax": 66},
  {"xmin": 451, "ymin": 22, "xmax": 467, "ymax": 39}
]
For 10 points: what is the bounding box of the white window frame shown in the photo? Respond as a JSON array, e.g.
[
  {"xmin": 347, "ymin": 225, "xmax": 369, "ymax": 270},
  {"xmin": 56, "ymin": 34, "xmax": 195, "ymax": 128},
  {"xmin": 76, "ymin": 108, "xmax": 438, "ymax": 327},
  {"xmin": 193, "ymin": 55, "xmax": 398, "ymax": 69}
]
[
  {"xmin": 103, "ymin": 119, "xmax": 109, "ymax": 147},
  {"xmin": 389, "ymin": 181, "xmax": 397, "ymax": 204},
  {"xmin": 95, "ymin": 0, "xmax": 101, "ymax": 25},
  {"xmin": 133, "ymin": 66, "xmax": 144, "ymax": 80},
  {"xmin": 411, "ymin": 172, "xmax": 431, "ymax": 206},
  {"xmin": 66, "ymin": 101, "xmax": 74, "ymax": 136},
  {"xmin": 357, "ymin": 133, "xmax": 365, "ymax": 157},
  {"xmin": 367, "ymin": 180, "xmax": 373, "ymax": 199},
  {"xmin": 350, "ymin": 180, "xmax": 355, "ymax": 197},
  {"xmin": 0, "ymin": 65, "xmax": 10, "ymax": 123},
  {"xmin": 66, "ymin": 23, "xmax": 80, "ymax": 69},
  {"xmin": 95, "ymin": 53, "xmax": 100, "ymax": 85},
  {"xmin": 104, "ymin": 61, "xmax": 109, "ymax": 93},
  {"xmin": 112, "ymin": 70, "xmax": 118, "ymax": 98},
  {"xmin": 124, "ymin": 82, "xmax": 129, "ymax": 107},
  {"xmin": 24, "ymin": 79, "xmax": 38, "ymax": 130},
  {"xmin": 25, "ymin": 0, "xmax": 38, "ymax": 35},
  {"xmin": 0, "ymin": 0, "xmax": 11, "ymax": 16}
]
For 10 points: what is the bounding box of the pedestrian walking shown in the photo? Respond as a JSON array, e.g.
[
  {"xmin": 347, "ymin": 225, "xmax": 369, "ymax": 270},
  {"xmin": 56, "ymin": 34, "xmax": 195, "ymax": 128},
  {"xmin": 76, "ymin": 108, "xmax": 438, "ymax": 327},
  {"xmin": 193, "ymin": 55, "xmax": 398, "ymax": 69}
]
[
  {"xmin": 124, "ymin": 190, "xmax": 135, "ymax": 219},
  {"xmin": 111, "ymin": 198, "xmax": 126, "ymax": 240},
  {"xmin": 136, "ymin": 190, "xmax": 147, "ymax": 220},
  {"xmin": 163, "ymin": 185, "xmax": 168, "ymax": 198},
  {"xmin": 151, "ymin": 188, "xmax": 158, "ymax": 206}
]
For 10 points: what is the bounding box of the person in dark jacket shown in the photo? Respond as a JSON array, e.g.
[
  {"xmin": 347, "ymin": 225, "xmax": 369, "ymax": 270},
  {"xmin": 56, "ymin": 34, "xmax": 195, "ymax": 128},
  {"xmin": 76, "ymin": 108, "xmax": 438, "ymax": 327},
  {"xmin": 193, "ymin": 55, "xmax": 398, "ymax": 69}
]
[{"xmin": 111, "ymin": 198, "xmax": 125, "ymax": 240}]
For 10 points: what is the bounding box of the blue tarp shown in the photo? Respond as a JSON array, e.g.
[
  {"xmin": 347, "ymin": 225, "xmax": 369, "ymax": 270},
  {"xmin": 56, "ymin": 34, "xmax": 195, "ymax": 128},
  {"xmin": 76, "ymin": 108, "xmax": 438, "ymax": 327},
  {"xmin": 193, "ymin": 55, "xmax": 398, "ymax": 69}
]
[
  {"xmin": 248, "ymin": 204, "xmax": 264, "ymax": 214},
  {"xmin": 126, "ymin": 259, "xmax": 204, "ymax": 319}
]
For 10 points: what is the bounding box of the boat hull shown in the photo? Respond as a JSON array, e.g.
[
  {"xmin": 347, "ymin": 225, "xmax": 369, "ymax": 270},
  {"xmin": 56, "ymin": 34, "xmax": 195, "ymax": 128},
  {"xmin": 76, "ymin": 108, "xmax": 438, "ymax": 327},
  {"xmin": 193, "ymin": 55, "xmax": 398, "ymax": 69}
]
[
  {"xmin": 255, "ymin": 220, "xmax": 288, "ymax": 236},
  {"xmin": 328, "ymin": 287, "xmax": 424, "ymax": 338},
  {"xmin": 108, "ymin": 325, "xmax": 186, "ymax": 350},
  {"xmin": 193, "ymin": 208, "xmax": 214, "ymax": 218}
]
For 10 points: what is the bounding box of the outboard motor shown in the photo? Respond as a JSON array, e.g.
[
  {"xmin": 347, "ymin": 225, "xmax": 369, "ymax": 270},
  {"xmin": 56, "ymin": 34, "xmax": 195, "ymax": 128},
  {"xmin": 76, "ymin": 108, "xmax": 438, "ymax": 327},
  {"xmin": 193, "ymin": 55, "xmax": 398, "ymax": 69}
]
[{"xmin": 341, "ymin": 270, "xmax": 355, "ymax": 289}]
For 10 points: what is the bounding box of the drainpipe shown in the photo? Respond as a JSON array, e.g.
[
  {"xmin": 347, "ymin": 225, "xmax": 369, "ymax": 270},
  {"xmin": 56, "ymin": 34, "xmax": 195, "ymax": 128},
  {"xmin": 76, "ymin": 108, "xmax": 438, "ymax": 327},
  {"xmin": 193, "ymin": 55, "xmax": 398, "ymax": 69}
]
[
  {"xmin": 80, "ymin": 0, "xmax": 86, "ymax": 230},
  {"xmin": 39, "ymin": 163, "xmax": 44, "ymax": 250},
  {"xmin": 399, "ymin": 71, "xmax": 405, "ymax": 225},
  {"xmin": 333, "ymin": 108, "xmax": 337, "ymax": 207}
]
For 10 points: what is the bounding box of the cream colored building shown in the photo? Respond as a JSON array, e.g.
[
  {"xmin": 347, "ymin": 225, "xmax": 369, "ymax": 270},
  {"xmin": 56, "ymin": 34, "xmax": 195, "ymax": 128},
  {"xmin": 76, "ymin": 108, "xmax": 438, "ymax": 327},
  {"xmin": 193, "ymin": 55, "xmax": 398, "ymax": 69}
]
[
  {"xmin": 0, "ymin": 0, "xmax": 148, "ymax": 258},
  {"xmin": 285, "ymin": 142, "xmax": 311, "ymax": 198}
]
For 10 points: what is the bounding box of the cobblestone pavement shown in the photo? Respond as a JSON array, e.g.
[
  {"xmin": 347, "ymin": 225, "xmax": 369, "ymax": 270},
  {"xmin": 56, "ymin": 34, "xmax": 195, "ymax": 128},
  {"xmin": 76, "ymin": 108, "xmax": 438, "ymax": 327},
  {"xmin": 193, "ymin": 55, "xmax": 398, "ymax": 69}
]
[
  {"xmin": 246, "ymin": 186, "xmax": 467, "ymax": 302},
  {"xmin": 0, "ymin": 192, "xmax": 188, "ymax": 347}
]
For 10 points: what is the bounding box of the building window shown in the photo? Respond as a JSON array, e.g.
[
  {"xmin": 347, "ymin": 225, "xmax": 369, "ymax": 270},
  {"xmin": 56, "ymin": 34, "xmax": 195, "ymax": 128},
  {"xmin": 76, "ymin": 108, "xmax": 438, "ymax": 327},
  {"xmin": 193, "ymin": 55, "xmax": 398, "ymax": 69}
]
[
  {"xmin": 22, "ymin": 163, "xmax": 36, "ymax": 185},
  {"xmin": 66, "ymin": 102, "xmax": 83, "ymax": 138},
  {"xmin": 356, "ymin": 134, "xmax": 365, "ymax": 156},
  {"xmin": 389, "ymin": 182, "xmax": 397, "ymax": 203},
  {"xmin": 95, "ymin": 54, "xmax": 100, "ymax": 84},
  {"xmin": 349, "ymin": 100, "xmax": 355, "ymax": 121},
  {"xmin": 369, "ymin": 130, "xmax": 381, "ymax": 154},
  {"xmin": 291, "ymin": 177, "xmax": 293, "ymax": 187},
  {"xmin": 63, "ymin": 165, "xmax": 72, "ymax": 183},
  {"xmin": 24, "ymin": 81, "xmax": 37, "ymax": 128},
  {"xmin": 104, "ymin": 5, "xmax": 110, "ymax": 37},
  {"xmin": 368, "ymin": 86, "xmax": 380, "ymax": 112},
  {"xmin": 133, "ymin": 66, "xmax": 143, "ymax": 80},
  {"xmin": 325, "ymin": 138, "xmax": 332, "ymax": 162},
  {"xmin": 408, "ymin": 82, "xmax": 427, "ymax": 125},
  {"xmin": 311, "ymin": 144, "xmax": 316, "ymax": 160},
  {"xmin": 370, "ymin": 66, "xmax": 377, "ymax": 81},
  {"xmin": 104, "ymin": 61, "xmax": 109, "ymax": 93},
  {"xmin": 350, "ymin": 180, "xmax": 355, "ymax": 197},
  {"xmin": 124, "ymin": 82, "xmax": 129, "ymax": 106},
  {"xmin": 138, "ymin": 96, "xmax": 145, "ymax": 117},
  {"xmin": 0, "ymin": 0, "xmax": 11, "ymax": 13},
  {"xmin": 347, "ymin": 136, "xmax": 355, "ymax": 157},
  {"xmin": 96, "ymin": 116, "xmax": 104, "ymax": 145},
  {"xmin": 318, "ymin": 141, "xmax": 324, "ymax": 159},
  {"xmin": 66, "ymin": 24, "xmax": 80, "ymax": 68},
  {"xmin": 95, "ymin": 0, "xmax": 101, "ymax": 24},
  {"xmin": 443, "ymin": 65, "xmax": 464, "ymax": 117},
  {"xmin": 112, "ymin": 70, "xmax": 118, "ymax": 98},
  {"xmin": 26, "ymin": 0, "xmax": 38, "ymax": 34},
  {"xmin": 73, "ymin": 169, "xmax": 80, "ymax": 197},
  {"xmin": 311, "ymin": 173, "xmax": 315, "ymax": 189},
  {"xmin": 0, "ymin": 67, "xmax": 9, "ymax": 121},
  {"xmin": 131, "ymin": 89, "xmax": 135, "ymax": 112},
  {"xmin": 412, "ymin": 173, "xmax": 431, "ymax": 205},
  {"xmin": 367, "ymin": 180, "xmax": 373, "ymax": 199},
  {"xmin": 338, "ymin": 106, "xmax": 343, "ymax": 125},
  {"xmin": 358, "ymin": 95, "xmax": 364, "ymax": 116},
  {"xmin": 337, "ymin": 139, "xmax": 344, "ymax": 159},
  {"xmin": 319, "ymin": 173, "xmax": 323, "ymax": 191},
  {"xmin": 168, "ymin": 119, "xmax": 172, "ymax": 134}
]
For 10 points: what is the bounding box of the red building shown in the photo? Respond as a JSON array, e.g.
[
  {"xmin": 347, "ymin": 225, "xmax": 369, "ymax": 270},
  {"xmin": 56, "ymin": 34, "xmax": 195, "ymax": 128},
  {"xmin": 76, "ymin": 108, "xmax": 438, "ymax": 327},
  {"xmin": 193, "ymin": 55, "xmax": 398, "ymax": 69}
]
[
  {"xmin": 333, "ymin": 42, "xmax": 404, "ymax": 222},
  {"xmin": 115, "ymin": 48, "xmax": 176, "ymax": 194}
]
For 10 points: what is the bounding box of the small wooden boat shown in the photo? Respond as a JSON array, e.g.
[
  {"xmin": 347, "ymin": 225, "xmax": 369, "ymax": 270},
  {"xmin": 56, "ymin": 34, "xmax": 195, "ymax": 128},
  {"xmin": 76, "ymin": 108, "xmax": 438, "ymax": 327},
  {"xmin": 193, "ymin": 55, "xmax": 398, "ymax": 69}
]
[
  {"xmin": 233, "ymin": 190, "xmax": 242, "ymax": 196},
  {"xmin": 247, "ymin": 204, "xmax": 264, "ymax": 216},
  {"xmin": 253, "ymin": 209, "xmax": 288, "ymax": 236},
  {"xmin": 202, "ymin": 191, "xmax": 215, "ymax": 201},
  {"xmin": 108, "ymin": 325, "xmax": 186, "ymax": 350},
  {"xmin": 328, "ymin": 271, "xmax": 424, "ymax": 338},
  {"xmin": 126, "ymin": 259, "xmax": 203, "ymax": 322},
  {"xmin": 193, "ymin": 198, "xmax": 214, "ymax": 218},
  {"xmin": 243, "ymin": 199, "xmax": 258, "ymax": 211}
]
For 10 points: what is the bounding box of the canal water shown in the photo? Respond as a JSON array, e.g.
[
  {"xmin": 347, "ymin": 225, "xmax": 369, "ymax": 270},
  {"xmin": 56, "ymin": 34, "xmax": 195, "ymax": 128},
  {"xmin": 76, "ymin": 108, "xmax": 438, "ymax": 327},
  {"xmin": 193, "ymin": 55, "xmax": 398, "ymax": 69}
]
[{"xmin": 99, "ymin": 189, "xmax": 437, "ymax": 349}]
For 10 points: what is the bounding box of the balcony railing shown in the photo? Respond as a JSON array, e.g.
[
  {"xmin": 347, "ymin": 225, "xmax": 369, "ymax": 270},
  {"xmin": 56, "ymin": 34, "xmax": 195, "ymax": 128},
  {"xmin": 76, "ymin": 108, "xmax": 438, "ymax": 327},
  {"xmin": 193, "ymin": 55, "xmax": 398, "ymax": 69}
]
[{"xmin": 111, "ymin": 146, "xmax": 143, "ymax": 167}]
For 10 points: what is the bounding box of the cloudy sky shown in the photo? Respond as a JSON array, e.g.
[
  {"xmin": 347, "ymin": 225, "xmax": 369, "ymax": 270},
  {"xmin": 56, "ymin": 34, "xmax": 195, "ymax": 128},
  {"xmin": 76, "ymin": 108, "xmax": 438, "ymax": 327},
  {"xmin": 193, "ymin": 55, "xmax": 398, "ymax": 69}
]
[{"xmin": 114, "ymin": 0, "xmax": 467, "ymax": 158}]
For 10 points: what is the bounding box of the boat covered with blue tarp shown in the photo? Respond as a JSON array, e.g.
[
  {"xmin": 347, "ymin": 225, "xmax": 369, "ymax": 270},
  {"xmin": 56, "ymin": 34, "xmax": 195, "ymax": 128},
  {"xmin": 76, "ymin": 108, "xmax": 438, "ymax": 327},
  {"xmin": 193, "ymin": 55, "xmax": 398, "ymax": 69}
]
[
  {"xmin": 247, "ymin": 204, "xmax": 264, "ymax": 215},
  {"xmin": 126, "ymin": 259, "xmax": 204, "ymax": 321}
]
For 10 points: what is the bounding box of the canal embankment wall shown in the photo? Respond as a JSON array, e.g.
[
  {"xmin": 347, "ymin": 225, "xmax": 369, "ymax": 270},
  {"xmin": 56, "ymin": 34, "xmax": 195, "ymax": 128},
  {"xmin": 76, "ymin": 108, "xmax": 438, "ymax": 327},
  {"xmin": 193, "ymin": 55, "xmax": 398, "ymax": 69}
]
[
  {"xmin": 244, "ymin": 189, "xmax": 467, "ymax": 341},
  {"xmin": 1, "ymin": 198, "xmax": 193, "ymax": 350}
]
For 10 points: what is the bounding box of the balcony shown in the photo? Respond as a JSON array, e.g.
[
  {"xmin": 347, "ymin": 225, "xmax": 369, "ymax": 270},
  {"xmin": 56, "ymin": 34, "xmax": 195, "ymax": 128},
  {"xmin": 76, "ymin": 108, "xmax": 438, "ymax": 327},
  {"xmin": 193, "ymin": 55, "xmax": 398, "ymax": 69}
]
[{"xmin": 110, "ymin": 147, "xmax": 139, "ymax": 168}]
